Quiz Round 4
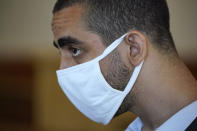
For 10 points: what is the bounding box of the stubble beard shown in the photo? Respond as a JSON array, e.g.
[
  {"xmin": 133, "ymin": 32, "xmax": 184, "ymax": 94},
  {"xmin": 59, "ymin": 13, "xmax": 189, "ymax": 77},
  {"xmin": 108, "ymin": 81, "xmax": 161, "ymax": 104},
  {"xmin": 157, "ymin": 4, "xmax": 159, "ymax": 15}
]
[{"xmin": 104, "ymin": 49, "xmax": 134, "ymax": 117}]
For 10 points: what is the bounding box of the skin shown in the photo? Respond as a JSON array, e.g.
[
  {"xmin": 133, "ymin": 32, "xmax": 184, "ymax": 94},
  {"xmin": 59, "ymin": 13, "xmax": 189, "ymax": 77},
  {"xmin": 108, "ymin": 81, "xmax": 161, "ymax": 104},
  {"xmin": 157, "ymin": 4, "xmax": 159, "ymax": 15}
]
[{"xmin": 52, "ymin": 5, "xmax": 197, "ymax": 131}]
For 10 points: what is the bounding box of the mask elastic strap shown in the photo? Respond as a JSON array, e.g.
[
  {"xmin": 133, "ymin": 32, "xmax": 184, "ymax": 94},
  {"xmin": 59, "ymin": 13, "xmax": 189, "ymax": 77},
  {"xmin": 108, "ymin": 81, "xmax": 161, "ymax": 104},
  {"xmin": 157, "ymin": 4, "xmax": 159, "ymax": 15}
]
[
  {"xmin": 96, "ymin": 33, "xmax": 143, "ymax": 95},
  {"xmin": 97, "ymin": 34, "xmax": 128, "ymax": 60},
  {"xmin": 123, "ymin": 61, "xmax": 144, "ymax": 95}
]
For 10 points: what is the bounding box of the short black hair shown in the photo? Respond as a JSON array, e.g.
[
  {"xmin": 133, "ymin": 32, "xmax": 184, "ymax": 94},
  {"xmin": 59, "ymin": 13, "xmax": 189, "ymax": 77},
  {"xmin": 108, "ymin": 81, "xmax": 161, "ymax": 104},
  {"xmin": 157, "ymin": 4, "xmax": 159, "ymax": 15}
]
[{"xmin": 53, "ymin": 0, "xmax": 176, "ymax": 52}]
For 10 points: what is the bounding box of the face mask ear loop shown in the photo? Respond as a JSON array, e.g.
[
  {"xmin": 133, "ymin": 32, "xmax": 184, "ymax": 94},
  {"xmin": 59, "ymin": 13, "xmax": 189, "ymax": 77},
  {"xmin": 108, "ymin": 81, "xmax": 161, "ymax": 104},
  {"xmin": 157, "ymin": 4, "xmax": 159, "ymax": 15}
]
[
  {"xmin": 123, "ymin": 61, "xmax": 144, "ymax": 95},
  {"xmin": 97, "ymin": 34, "xmax": 128, "ymax": 61}
]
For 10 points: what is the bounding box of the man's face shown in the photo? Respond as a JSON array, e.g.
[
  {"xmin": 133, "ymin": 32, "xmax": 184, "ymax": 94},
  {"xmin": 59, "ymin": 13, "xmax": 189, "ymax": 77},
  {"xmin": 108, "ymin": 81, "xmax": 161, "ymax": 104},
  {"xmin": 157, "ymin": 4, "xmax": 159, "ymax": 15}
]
[
  {"xmin": 52, "ymin": 6, "xmax": 106, "ymax": 69},
  {"xmin": 52, "ymin": 5, "xmax": 133, "ymax": 117}
]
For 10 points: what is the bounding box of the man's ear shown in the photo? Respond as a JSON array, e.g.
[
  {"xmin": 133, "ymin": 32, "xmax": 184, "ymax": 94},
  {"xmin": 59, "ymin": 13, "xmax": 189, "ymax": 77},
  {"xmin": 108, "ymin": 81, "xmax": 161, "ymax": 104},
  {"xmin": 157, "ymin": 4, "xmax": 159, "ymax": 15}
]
[{"xmin": 124, "ymin": 30, "xmax": 148, "ymax": 66}]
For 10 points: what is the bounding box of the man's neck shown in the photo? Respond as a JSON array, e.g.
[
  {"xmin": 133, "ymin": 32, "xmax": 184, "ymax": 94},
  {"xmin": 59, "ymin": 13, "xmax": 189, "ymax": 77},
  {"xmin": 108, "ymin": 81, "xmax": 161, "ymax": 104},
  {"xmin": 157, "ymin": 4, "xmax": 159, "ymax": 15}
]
[{"xmin": 129, "ymin": 54, "xmax": 197, "ymax": 130}]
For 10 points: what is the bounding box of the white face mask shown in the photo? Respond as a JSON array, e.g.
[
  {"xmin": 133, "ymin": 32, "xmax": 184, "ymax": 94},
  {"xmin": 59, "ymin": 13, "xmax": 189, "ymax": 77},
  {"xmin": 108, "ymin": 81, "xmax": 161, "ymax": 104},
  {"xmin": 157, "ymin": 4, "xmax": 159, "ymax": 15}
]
[{"xmin": 56, "ymin": 34, "xmax": 144, "ymax": 125}]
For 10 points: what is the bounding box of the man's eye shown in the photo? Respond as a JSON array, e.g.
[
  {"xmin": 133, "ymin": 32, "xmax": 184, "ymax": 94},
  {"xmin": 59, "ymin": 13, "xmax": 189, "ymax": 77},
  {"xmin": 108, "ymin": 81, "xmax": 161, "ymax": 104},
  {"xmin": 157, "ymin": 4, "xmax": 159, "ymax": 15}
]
[{"xmin": 71, "ymin": 47, "xmax": 81, "ymax": 57}]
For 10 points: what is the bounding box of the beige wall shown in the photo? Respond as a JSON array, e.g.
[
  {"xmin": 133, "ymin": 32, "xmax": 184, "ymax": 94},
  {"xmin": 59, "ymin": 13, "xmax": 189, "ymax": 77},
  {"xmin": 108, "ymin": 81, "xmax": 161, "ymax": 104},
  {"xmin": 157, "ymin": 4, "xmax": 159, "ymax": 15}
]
[
  {"xmin": 0, "ymin": 0, "xmax": 196, "ymax": 61},
  {"xmin": 0, "ymin": 0, "xmax": 56, "ymax": 59},
  {"xmin": 167, "ymin": 0, "xmax": 197, "ymax": 62},
  {"xmin": 0, "ymin": 0, "xmax": 196, "ymax": 131}
]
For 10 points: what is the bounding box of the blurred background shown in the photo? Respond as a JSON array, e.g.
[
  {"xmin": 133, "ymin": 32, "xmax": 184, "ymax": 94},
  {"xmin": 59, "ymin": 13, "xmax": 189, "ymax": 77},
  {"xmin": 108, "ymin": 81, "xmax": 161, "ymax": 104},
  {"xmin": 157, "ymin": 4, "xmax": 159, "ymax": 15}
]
[{"xmin": 0, "ymin": 0, "xmax": 196, "ymax": 131}]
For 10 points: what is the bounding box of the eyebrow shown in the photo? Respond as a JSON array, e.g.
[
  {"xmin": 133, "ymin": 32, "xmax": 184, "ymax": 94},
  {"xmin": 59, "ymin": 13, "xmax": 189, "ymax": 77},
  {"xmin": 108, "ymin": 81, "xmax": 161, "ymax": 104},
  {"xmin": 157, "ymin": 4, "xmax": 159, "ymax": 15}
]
[{"xmin": 53, "ymin": 36, "xmax": 83, "ymax": 49}]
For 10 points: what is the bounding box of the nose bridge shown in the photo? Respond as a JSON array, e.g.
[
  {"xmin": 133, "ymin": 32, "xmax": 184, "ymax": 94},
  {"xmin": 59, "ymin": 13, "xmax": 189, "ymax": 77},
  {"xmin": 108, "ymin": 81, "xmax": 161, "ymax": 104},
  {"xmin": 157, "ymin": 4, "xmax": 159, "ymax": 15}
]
[{"xmin": 59, "ymin": 55, "xmax": 76, "ymax": 70}]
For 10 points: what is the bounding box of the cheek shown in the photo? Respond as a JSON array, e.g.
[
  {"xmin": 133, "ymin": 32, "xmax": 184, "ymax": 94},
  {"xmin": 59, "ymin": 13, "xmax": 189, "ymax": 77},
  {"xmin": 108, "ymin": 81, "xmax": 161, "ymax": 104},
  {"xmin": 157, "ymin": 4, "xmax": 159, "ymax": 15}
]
[
  {"xmin": 99, "ymin": 49, "xmax": 132, "ymax": 91},
  {"xmin": 99, "ymin": 53, "xmax": 112, "ymax": 77},
  {"xmin": 99, "ymin": 49, "xmax": 121, "ymax": 79}
]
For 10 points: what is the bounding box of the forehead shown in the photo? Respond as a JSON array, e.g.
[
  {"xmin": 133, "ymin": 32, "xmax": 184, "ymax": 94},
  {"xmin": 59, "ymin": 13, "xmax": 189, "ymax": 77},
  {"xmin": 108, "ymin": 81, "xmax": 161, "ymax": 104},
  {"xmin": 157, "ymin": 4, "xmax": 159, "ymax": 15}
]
[
  {"xmin": 51, "ymin": 5, "xmax": 85, "ymax": 39},
  {"xmin": 51, "ymin": 5, "xmax": 106, "ymax": 52}
]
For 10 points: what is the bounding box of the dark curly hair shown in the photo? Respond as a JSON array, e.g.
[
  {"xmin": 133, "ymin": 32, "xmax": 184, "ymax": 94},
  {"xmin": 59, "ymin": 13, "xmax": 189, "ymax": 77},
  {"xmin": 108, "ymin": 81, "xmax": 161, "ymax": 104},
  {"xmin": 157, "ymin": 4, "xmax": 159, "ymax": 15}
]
[{"xmin": 53, "ymin": 0, "xmax": 176, "ymax": 52}]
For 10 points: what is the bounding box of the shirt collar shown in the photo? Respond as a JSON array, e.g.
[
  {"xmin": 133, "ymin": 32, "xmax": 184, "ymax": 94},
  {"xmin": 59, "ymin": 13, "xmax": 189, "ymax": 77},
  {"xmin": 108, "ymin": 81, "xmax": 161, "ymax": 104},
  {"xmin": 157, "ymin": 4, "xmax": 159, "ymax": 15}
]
[
  {"xmin": 157, "ymin": 100, "xmax": 197, "ymax": 131},
  {"xmin": 125, "ymin": 100, "xmax": 197, "ymax": 131}
]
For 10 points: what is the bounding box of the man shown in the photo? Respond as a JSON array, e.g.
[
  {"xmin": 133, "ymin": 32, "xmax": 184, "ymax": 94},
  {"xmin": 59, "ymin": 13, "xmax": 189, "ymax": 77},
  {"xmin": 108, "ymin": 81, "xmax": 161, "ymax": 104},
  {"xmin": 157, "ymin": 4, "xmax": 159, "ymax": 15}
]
[{"xmin": 51, "ymin": 0, "xmax": 197, "ymax": 130}]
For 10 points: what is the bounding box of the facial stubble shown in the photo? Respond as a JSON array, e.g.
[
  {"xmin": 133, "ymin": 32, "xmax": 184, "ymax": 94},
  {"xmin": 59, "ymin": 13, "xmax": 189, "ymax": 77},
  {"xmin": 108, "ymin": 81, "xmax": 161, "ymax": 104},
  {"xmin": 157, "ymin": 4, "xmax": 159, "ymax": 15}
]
[{"xmin": 104, "ymin": 49, "xmax": 134, "ymax": 117}]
